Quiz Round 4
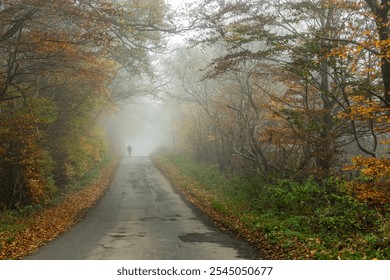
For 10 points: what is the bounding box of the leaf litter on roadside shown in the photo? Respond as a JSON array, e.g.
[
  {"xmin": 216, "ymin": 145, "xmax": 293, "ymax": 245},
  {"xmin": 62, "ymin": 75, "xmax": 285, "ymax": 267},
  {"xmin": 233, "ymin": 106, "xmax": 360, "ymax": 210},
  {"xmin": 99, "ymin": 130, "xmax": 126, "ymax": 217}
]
[{"xmin": 0, "ymin": 160, "xmax": 118, "ymax": 260}]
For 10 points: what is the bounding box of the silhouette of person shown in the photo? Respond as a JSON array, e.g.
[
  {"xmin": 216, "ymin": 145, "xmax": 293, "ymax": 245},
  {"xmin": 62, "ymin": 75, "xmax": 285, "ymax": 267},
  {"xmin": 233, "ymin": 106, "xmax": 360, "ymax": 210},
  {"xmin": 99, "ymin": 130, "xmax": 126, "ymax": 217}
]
[{"xmin": 127, "ymin": 145, "xmax": 132, "ymax": 157}]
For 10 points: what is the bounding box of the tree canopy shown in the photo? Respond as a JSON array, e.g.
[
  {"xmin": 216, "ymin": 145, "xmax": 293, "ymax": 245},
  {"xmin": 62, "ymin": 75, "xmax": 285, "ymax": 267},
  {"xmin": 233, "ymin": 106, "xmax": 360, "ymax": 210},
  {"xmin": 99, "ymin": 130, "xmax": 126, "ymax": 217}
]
[{"xmin": 0, "ymin": 0, "xmax": 170, "ymax": 208}]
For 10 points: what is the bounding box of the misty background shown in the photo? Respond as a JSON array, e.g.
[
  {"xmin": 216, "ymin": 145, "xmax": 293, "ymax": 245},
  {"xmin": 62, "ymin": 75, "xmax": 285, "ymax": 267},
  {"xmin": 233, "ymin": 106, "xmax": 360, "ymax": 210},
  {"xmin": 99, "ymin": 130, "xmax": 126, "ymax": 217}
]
[
  {"xmin": 102, "ymin": 0, "xmax": 191, "ymax": 158},
  {"xmin": 104, "ymin": 97, "xmax": 173, "ymax": 157}
]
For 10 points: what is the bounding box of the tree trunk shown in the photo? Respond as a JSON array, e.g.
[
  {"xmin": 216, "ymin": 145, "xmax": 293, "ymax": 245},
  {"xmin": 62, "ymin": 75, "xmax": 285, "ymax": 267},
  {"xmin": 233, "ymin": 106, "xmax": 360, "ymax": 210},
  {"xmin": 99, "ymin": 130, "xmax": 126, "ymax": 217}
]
[{"xmin": 365, "ymin": 0, "xmax": 390, "ymax": 105}]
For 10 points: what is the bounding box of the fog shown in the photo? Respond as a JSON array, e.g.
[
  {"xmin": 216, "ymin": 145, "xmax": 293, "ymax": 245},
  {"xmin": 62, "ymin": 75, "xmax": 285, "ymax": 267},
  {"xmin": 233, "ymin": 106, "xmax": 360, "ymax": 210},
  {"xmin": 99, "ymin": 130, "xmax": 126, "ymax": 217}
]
[
  {"xmin": 103, "ymin": 0, "xmax": 194, "ymax": 157},
  {"xmin": 104, "ymin": 96, "xmax": 174, "ymax": 157}
]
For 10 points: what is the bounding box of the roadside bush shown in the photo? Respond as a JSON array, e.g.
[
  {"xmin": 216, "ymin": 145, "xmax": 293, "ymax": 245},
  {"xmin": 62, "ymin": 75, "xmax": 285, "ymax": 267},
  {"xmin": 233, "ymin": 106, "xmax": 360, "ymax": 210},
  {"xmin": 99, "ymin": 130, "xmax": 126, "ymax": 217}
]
[
  {"xmin": 0, "ymin": 113, "xmax": 56, "ymax": 208},
  {"xmin": 261, "ymin": 178, "xmax": 323, "ymax": 214},
  {"xmin": 258, "ymin": 177, "xmax": 378, "ymax": 236},
  {"xmin": 313, "ymin": 195, "xmax": 377, "ymax": 235}
]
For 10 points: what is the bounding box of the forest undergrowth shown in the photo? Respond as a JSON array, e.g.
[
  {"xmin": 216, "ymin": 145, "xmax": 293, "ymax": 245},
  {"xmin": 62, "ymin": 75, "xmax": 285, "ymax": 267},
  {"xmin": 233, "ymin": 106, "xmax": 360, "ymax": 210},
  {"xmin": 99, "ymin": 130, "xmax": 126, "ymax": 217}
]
[
  {"xmin": 152, "ymin": 151, "xmax": 389, "ymax": 260},
  {"xmin": 0, "ymin": 159, "xmax": 119, "ymax": 260}
]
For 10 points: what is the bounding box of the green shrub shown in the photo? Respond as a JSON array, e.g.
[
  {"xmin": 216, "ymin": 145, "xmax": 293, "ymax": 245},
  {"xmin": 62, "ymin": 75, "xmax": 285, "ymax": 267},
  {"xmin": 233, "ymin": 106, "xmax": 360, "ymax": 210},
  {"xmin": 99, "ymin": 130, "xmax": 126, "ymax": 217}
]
[
  {"xmin": 263, "ymin": 178, "xmax": 323, "ymax": 214},
  {"xmin": 313, "ymin": 194, "xmax": 377, "ymax": 235}
]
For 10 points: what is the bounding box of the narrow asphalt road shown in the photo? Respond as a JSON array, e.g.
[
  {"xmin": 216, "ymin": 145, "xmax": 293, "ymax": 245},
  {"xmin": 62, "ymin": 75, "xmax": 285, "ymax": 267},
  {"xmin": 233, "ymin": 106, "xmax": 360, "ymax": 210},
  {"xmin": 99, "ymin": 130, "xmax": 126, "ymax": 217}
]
[{"xmin": 26, "ymin": 156, "xmax": 260, "ymax": 260}]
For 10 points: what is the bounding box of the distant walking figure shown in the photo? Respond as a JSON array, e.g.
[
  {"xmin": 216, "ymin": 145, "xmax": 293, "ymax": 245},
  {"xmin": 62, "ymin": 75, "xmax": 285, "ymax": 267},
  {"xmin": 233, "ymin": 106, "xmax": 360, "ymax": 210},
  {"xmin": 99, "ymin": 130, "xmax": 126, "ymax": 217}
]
[{"xmin": 127, "ymin": 145, "xmax": 132, "ymax": 157}]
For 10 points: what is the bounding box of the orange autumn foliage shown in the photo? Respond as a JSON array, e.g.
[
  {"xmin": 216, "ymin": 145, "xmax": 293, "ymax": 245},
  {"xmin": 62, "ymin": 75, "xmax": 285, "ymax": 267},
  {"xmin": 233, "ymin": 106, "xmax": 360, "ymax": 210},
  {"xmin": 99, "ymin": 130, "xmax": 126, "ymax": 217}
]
[
  {"xmin": 0, "ymin": 112, "xmax": 55, "ymax": 206},
  {"xmin": 339, "ymin": 96, "xmax": 390, "ymax": 206}
]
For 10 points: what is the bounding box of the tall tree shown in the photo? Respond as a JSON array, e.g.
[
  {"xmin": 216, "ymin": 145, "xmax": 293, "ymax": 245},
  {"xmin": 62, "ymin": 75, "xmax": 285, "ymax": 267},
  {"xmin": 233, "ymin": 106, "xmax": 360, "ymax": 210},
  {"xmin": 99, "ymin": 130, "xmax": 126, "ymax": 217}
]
[{"xmin": 364, "ymin": 0, "xmax": 390, "ymax": 105}]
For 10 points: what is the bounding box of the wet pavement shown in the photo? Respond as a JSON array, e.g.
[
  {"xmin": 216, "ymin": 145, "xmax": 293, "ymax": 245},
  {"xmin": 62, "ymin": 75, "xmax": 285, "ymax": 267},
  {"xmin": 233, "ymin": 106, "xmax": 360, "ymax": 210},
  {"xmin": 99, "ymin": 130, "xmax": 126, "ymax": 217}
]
[{"xmin": 26, "ymin": 157, "xmax": 260, "ymax": 260}]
